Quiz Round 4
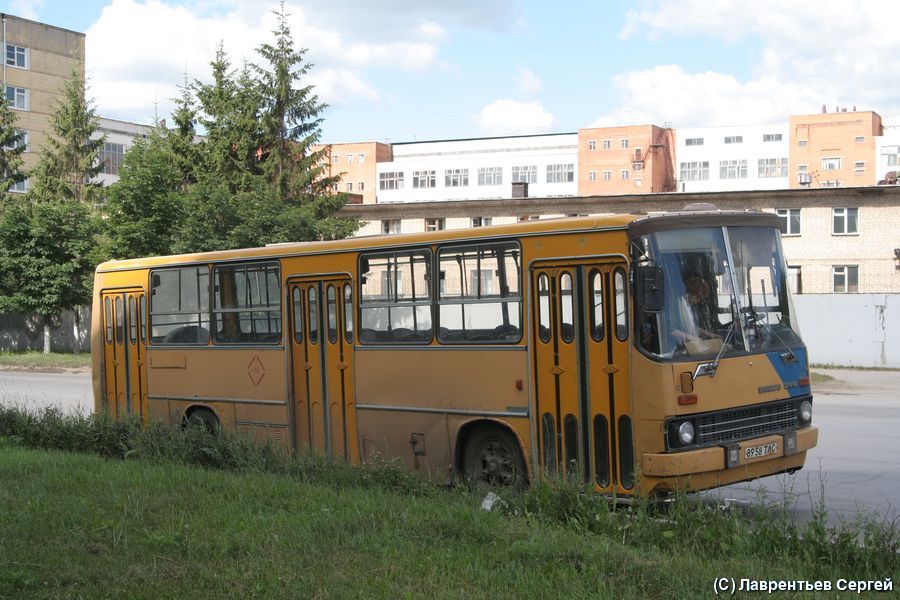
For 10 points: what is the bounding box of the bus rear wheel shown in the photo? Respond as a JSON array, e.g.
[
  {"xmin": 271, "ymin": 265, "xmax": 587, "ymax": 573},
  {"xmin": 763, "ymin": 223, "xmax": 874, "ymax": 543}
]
[
  {"xmin": 184, "ymin": 408, "xmax": 219, "ymax": 434},
  {"xmin": 463, "ymin": 425, "xmax": 526, "ymax": 487}
]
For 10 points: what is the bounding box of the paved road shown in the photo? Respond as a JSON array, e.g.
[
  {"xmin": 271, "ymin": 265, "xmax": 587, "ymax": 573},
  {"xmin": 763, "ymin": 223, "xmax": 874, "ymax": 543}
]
[{"xmin": 2, "ymin": 368, "xmax": 898, "ymax": 522}]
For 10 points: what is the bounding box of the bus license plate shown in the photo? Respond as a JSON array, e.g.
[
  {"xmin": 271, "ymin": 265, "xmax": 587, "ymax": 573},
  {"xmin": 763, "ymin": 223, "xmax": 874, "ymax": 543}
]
[{"xmin": 744, "ymin": 442, "xmax": 778, "ymax": 461}]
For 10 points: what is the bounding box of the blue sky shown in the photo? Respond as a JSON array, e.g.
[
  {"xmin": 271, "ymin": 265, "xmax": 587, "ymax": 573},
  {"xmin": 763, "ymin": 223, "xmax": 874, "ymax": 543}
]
[{"xmin": 3, "ymin": 0, "xmax": 899, "ymax": 143}]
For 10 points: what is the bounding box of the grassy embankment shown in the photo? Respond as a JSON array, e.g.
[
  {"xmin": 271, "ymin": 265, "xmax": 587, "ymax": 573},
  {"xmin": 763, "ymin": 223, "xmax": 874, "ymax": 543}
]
[
  {"xmin": 0, "ymin": 351, "xmax": 91, "ymax": 370},
  {"xmin": 0, "ymin": 406, "xmax": 897, "ymax": 598}
]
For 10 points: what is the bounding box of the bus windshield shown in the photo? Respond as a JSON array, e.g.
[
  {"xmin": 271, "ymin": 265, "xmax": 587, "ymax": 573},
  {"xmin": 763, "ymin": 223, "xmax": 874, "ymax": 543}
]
[{"xmin": 636, "ymin": 225, "xmax": 801, "ymax": 361}]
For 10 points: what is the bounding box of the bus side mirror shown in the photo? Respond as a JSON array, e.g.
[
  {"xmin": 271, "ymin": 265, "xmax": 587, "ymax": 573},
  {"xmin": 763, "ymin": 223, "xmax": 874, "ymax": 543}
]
[{"xmin": 638, "ymin": 266, "xmax": 663, "ymax": 313}]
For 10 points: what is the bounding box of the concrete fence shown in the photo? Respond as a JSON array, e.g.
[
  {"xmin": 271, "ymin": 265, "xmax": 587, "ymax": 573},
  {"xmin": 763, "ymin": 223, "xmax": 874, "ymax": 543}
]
[
  {"xmin": 0, "ymin": 308, "xmax": 91, "ymax": 353},
  {"xmin": 794, "ymin": 294, "xmax": 899, "ymax": 368},
  {"xmin": 0, "ymin": 295, "xmax": 897, "ymax": 367}
]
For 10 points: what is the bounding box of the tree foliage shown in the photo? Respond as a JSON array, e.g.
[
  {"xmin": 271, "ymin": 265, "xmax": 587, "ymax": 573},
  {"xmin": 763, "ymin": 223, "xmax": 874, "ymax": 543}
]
[{"xmin": 0, "ymin": 100, "xmax": 27, "ymax": 195}]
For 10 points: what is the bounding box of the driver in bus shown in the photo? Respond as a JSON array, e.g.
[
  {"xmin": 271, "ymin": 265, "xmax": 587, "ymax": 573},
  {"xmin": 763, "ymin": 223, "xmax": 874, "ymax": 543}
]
[{"xmin": 671, "ymin": 273, "xmax": 720, "ymax": 344}]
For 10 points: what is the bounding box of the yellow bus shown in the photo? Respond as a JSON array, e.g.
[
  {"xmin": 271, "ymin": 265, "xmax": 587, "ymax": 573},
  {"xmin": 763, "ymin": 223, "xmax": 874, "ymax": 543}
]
[{"xmin": 92, "ymin": 208, "xmax": 818, "ymax": 495}]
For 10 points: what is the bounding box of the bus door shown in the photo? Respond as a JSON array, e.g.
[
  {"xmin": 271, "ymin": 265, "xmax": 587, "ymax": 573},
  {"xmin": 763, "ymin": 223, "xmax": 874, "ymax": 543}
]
[
  {"xmin": 100, "ymin": 289, "xmax": 148, "ymax": 421},
  {"xmin": 288, "ymin": 278, "xmax": 357, "ymax": 461},
  {"xmin": 531, "ymin": 262, "xmax": 634, "ymax": 493}
]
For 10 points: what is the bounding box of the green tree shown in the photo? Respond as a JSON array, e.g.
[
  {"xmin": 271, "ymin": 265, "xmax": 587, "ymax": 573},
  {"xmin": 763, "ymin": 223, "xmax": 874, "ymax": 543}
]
[
  {"xmin": 0, "ymin": 101, "xmax": 27, "ymax": 194},
  {"xmin": 0, "ymin": 196, "xmax": 97, "ymax": 352},
  {"xmin": 28, "ymin": 66, "xmax": 104, "ymax": 206},
  {"xmin": 105, "ymin": 124, "xmax": 185, "ymax": 258},
  {"xmin": 253, "ymin": 2, "xmax": 357, "ymax": 238},
  {"xmin": 169, "ymin": 76, "xmax": 200, "ymax": 190}
]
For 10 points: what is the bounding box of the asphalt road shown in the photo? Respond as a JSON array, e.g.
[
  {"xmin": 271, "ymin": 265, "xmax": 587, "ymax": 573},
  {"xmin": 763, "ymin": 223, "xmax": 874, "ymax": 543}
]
[{"xmin": 1, "ymin": 367, "xmax": 898, "ymax": 523}]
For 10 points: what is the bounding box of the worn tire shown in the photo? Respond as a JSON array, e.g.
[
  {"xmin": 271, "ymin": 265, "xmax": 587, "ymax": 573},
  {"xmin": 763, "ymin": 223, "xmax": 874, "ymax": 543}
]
[
  {"xmin": 184, "ymin": 408, "xmax": 219, "ymax": 434},
  {"xmin": 463, "ymin": 425, "xmax": 527, "ymax": 487}
]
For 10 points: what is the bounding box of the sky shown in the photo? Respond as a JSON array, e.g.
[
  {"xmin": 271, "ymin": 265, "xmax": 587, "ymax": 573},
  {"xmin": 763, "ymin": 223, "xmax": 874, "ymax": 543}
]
[{"xmin": 3, "ymin": 0, "xmax": 900, "ymax": 144}]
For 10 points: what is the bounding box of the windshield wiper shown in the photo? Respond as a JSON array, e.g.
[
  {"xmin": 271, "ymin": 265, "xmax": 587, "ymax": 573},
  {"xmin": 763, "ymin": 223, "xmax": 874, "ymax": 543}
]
[
  {"xmin": 750, "ymin": 279, "xmax": 797, "ymax": 363},
  {"xmin": 694, "ymin": 319, "xmax": 737, "ymax": 379}
]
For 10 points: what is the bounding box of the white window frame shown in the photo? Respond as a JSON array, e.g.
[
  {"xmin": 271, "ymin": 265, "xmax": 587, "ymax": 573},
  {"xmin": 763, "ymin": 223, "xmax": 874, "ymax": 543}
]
[
  {"xmin": 684, "ymin": 137, "xmax": 703, "ymax": 146},
  {"xmin": 5, "ymin": 44, "xmax": 27, "ymax": 69},
  {"xmin": 425, "ymin": 218, "xmax": 445, "ymax": 232},
  {"xmin": 854, "ymin": 161, "xmax": 865, "ymax": 176},
  {"xmin": 381, "ymin": 219, "xmax": 401, "ymax": 235},
  {"xmin": 412, "ymin": 170, "xmax": 436, "ymax": 189},
  {"xmin": 6, "ymin": 86, "xmax": 27, "ymax": 110},
  {"xmin": 724, "ymin": 136, "xmax": 743, "ymax": 144},
  {"xmin": 602, "ymin": 170, "xmax": 612, "ymax": 181},
  {"xmin": 763, "ymin": 133, "xmax": 782, "ymax": 142},
  {"xmin": 775, "ymin": 208, "xmax": 801, "ymax": 236},
  {"xmin": 477, "ymin": 166, "xmax": 503, "ymax": 186},
  {"xmin": 379, "ymin": 171, "xmax": 404, "ymax": 191},
  {"xmin": 546, "ymin": 163, "xmax": 574, "ymax": 184},
  {"xmin": 758, "ymin": 157, "xmax": 788, "ymax": 178},
  {"xmin": 719, "ymin": 159, "xmax": 747, "ymax": 179},
  {"xmin": 511, "ymin": 165, "xmax": 536, "ymax": 184},
  {"xmin": 588, "ymin": 171, "xmax": 597, "ymax": 181},
  {"xmin": 471, "ymin": 217, "xmax": 493, "ymax": 228},
  {"xmin": 821, "ymin": 157, "xmax": 842, "ymax": 171},
  {"xmin": 832, "ymin": 207, "xmax": 858, "ymax": 235},
  {"xmin": 602, "ymin": 139, "xmax": 612, "ymax": 150},
  {"xmin": 620, "ymin": 138, "xmax": 629, "ymax": 149},
  {"xmin": 679, "ymin": 161, "xmax": 709, "ymax": 181},
  {"xmin": 588, "ymin": 140, "xmax": 596, "ymax": 151},
  {"xmin": 620, "ymin": 170, "xmax": 629, "ymax": 180},
  {"xmin": 832, "ymin": 265, "xmax": 858, "ymax": 293},
  {"xmin": 444, "ymin": 168, "xmax": 469, "ymax": 187}
]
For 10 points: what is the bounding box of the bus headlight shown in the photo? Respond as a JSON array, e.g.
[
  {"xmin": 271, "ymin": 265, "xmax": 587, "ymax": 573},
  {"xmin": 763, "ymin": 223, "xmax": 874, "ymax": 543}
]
[
  {"xmin": 678, "ymin": 421, "xmax": 695, "ymax": 445},
  {"xmin": 798, "ymin": 400, "xmax": 812, "ymax": 425}
]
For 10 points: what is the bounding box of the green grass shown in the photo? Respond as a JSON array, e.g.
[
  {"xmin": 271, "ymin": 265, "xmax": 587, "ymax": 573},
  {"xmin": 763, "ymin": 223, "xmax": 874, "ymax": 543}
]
[
  {"xmin": 810, "ymin": 371, "xmax": 834, "ymax": 384},
  {"xmin": 0, "ymin": 351, "xmax": 91, "ymax": 370},
  {"xmin": 0, "ymin": 406, "xmax": 897, "ymax": 598}
]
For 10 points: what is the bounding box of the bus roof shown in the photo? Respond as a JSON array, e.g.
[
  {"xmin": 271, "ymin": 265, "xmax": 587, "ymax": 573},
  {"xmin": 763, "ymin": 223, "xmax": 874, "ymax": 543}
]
[{"xmin": 95, "ymin": 209, "xmax": 776, "ymax": 273}]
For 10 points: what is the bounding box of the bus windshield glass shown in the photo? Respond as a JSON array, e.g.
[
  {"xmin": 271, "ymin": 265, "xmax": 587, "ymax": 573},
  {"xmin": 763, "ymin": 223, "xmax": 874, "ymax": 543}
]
[{"xmin": 636, "ymin": 226, "xmax": 801, "ymax": 361}]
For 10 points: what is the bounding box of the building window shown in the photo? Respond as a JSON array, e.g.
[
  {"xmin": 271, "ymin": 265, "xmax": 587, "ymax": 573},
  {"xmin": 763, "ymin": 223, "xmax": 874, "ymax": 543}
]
[
  {"xmin": 854, "ymin": 161, "xmax": 865, "ymax": 176},
  {"xmin": 832, "ymin": 207, "xmax": 858, "ymax": 234},
  {"xmin": 346, "ymin": 154, "xmax": 353, "ymax": 164},
  {"xmin": 724, "ymin": 136, "xmax": 743, "ymax": 144},
  {"xmin": 358, "ymin": 153, "xmax": 365, "ymax": 163},
  {"xmin": 602, "ymin": 170, "xmax": 612, "ymax": 181},
  {"xmin": 359, "ymin": 181, "xmax": 365, "ymax": 191},
  {"xmin": 425, "ymin": 218, "xmax": 445, "ymax": 232},
  {"xmin": 99, "ymin": 142, "xmax": 125, "ymax": 175},
  {"xmin": 758, "ymin": 157, "xmax": 788, "ymax": 178},
  {"xmin": 332, "ymin": 153, "xmax": 339, "ymax": 163},
  {"xmin": 346, "ymin": 182, "xmax": 353, "ymax": 191},
  {"xmin": 855, "ymin": 136, "xmax": 865, "ymax": 143},
  {"xmin": 679, "ymin": 161, "xmax": 709, "ymax": 181},
  {"xmin": 763, "ymin": 133, "xmax": 782, "ymax": 142},
  {"xmin": 478, "ymin": 166, "xmax": 503, "ymax": 186},
  {"xmin": 602, "ymin": 139, "xmax": 612, "ymax": 150},
  {"xmin": 445, "ymin": 168, "xmax": 469, "ymax": 187},
  {"xmin": 331, "ymin": 183, "xmax": 338, "ymax": 192},
  {"xmin": 684, "ymin": 137, "xmax": 704, "ymax": 146},
  {"xmin": 821, "ymin": 157, "xmax": 841, "ymax": 171},
  {"xmin": 634, "ymin": 178, "xmax": 642, "ymax": 187},
  {"xmin": 379, "ymin": 171, "xmax": 403, "ymax": 190},
  {"xmin": 620, "ymin": 170, "xmax": 629, "ymax": 180},
  {"xmin": 820, "ymin": 180, "xmax": 841, "ymax": 188},
  {"xmin": 412, "ymin": 170, "xmax": 436, "ymax": 189},
  {"xmin": 2, "ymin": 128, "xmax": 27, "ymax": 151},
  {"xmin": 8, "ymin": 178, "xmax": 27, "ymax": 193},
  {"xmin": 719, "ymin": 159, "xmax": 747, "ymax": 179},
  {"xmin": 588, "ymin": 171, "xmax": 597, "ymax": 181},
  {"xmin": 511, "ymin": 165, "xmax": 536, "ymax": 183},
  {"xmin": 6, "ymin": 44, "xmax": 26, "ymax": 69},
  {"xmin": 776, "ymin": 208, "xmax": 801, "ymax": 235},
  {"xmin": 881, "ymin": 146, "xmax": 899, "ymax": 166},
  {"xmin": 832, "ymin": 266, "xmax": 859, "ymax": 293},
  {"xmin": 5, "ymin": 86, "xmax": 26, "ymax": 110},
  {"xmin": 381, "ymin": 219, "xmax": 401, "ymax": 235},
  {"xmin": 798, "ymin": 140, "xmax": 808, "ymax": 147},
  {"xmin": 546, "ymin": 163, "xmax": 574, "ymax": 183},
  {"xmin": 620, "ymin": 139, "xmax": 629, "ymax": 149},
  {"xmin": 632, "ymin": 161, "xmax": 643, "ymax": 171},
  {"xmin": 471, "ymin": 217, "xmax": 492, "ymax": 228},
  {"xmin": 588, "ymin": 140, "xmax": 596, "ymax": 151},
  {"xmin": 797, "ymin": 164, "xmax": 808, "ymax": 173},
  {"xmin": 787, "ymin": 265, "xmax": 802, "ymax": 295}
]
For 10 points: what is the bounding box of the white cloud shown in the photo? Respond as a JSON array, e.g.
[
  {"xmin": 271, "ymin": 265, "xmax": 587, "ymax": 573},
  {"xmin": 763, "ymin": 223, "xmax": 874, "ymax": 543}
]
[
  {"xmin": 477, "ymin": 99, "xmax": 555, "ymax": 135},
  {"xmin": 590, "ymin": 65, "xmax": 821, "ymax": 128},
  {"xmin": 85, "ymin": 0, "xmax": 448, "ymax": 123},
  {"xmin": 9, "ymin": 0, "xmax": 43, "ymax": 21},
  {"xmin": 615, "ymin": 0, "xmax": 900, "ymax": 121},
  {"xmin": 516, "ymin": 67, "xmax": 542, "ymax": 95}
]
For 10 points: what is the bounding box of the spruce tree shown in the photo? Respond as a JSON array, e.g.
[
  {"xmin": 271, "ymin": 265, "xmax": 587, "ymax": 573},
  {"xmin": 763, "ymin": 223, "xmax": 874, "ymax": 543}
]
[{"xmin": 0, "ymin": 100, "xmax": 26, "ymax": 194}]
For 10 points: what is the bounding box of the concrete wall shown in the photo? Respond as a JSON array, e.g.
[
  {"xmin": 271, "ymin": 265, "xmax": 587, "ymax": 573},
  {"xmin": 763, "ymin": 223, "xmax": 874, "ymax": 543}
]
[
  {"xmin": 0, "ymin": 308, "xmax": 91, "ymax": 353},
  {"xmin": 794, "ymin": 294, "xmax": 900, "ymax": 368}
]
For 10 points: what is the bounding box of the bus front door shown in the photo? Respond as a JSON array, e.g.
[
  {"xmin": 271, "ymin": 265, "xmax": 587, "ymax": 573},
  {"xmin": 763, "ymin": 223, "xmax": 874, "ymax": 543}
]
[
  {"xmin": 289, "ymin": 278, "xmax": 357, "ymax": 461},
  {"xmin": 531, "ymin": 262, "xmax": 634, "ymax": 493},
  {"xmin": 100, "ymin": 289, "xmax": 148, "ymax": 421}
]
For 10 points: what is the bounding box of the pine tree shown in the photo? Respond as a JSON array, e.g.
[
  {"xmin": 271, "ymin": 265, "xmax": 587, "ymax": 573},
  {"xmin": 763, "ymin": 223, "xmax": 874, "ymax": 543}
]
[
  {"xmin": 0, "ymin": 100, "xmax": 26, "ymax": 194},
  {"xmin": 254, "ymin": 2, "xmax": 357, "ymax": 239},
  {"xmin": 28, "ymin": 66, "xmax": 104, "ymax": 206},
  {"xmin": 169, "ymin": 76, "xmax": 199, "ymax": 190}
]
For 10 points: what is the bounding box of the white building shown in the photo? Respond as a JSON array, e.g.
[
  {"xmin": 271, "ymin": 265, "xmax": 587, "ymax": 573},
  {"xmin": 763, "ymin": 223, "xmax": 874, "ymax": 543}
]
[
  {"xmin": 95, "ymin": 117, "xmax": 155, "ymax": 186},
  {"xmin": 875, "ymin": 119, "xmax": 900, "ymax": 184},
  {"xmin": 374, "ymin": 133, "xmax": 578, "ymax": 204},
  {"xmin": 676, "ymin": 124, "xmax": 790, "ymax": 193}
]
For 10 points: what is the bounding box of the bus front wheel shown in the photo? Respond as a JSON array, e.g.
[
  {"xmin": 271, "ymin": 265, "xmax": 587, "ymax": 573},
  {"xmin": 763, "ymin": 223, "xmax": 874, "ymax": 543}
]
[{"xmin": 462, "ymin": 425, "xmax": 526, "ymax": 487}]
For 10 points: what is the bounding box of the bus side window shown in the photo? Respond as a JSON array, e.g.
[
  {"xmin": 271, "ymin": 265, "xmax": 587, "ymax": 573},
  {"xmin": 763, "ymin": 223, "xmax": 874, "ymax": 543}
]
[
  {"xmin": 537, "ymin": 273, "xmax": 551, "ymax": 343},
  {"xmin": 343, "ymin": 283, "xmax": 353, "ymax": 344},
  {"xmin": 590, "ymin": 270, "xmax": 604, "ymax": 341},
  {"xmin": 614, "ymin": 268, "xmax": 628, "ymax": 341},
  {"xmin": 115, "ymin": 296, "xmax": 124, "ymax": 345},
  {"xmin": 326, "ymin": 284, "xmax": 338, "ymax": 344},
  {"xmin": 292, "ymin": 287, "xmax": 303, "ymax": 344},
  {"xmin": 308, "ymin": 287, "xmax": 319, "ymax": 344},
  {"xmin": 104, "ymin": 297, "xmax": 113, "ymax": 344},
  {"xmin": 560, "ymin": 273, "xmax": 574, "ymax": 343}
]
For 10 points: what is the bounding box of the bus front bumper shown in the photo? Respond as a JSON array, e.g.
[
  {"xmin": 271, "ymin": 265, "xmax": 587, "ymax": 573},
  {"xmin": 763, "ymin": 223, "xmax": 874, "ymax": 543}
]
[{"xmin": 642, "ymin": 426, "xmax": 818, "ymax": 477}]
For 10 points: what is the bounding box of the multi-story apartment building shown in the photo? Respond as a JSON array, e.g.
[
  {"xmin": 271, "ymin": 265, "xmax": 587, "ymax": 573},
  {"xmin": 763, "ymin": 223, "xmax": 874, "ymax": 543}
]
[
  {"xmin": 95, "ymin": 117, "xmax": 154, "ymax": 186},
  {"xmin": 578, "ymin": 124, "xmax": 675, "ymax": 195},
  {"xmin": 676, "ymin": 123, "xmax": 789, "ymax": 193},
  {"xmin": 313, "ymin": 141, "xmax": 392, "ymax": 204},
  {"xmin": 2, "ymin": 13, "xmax": 85, "ymax": 193},
  {"xmin": 373, "ymin": 133, "xmax": 579, "ymax": 204},
  {"xmin": 789, "ymin": 109, "xmax": 882, "ymax": 189}
]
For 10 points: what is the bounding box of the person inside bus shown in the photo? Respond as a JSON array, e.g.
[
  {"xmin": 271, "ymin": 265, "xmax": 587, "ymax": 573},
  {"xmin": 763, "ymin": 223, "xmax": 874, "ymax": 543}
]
[{"xmin": 671, "ymin": 273, "xmax": 721, "ymax": 344}]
